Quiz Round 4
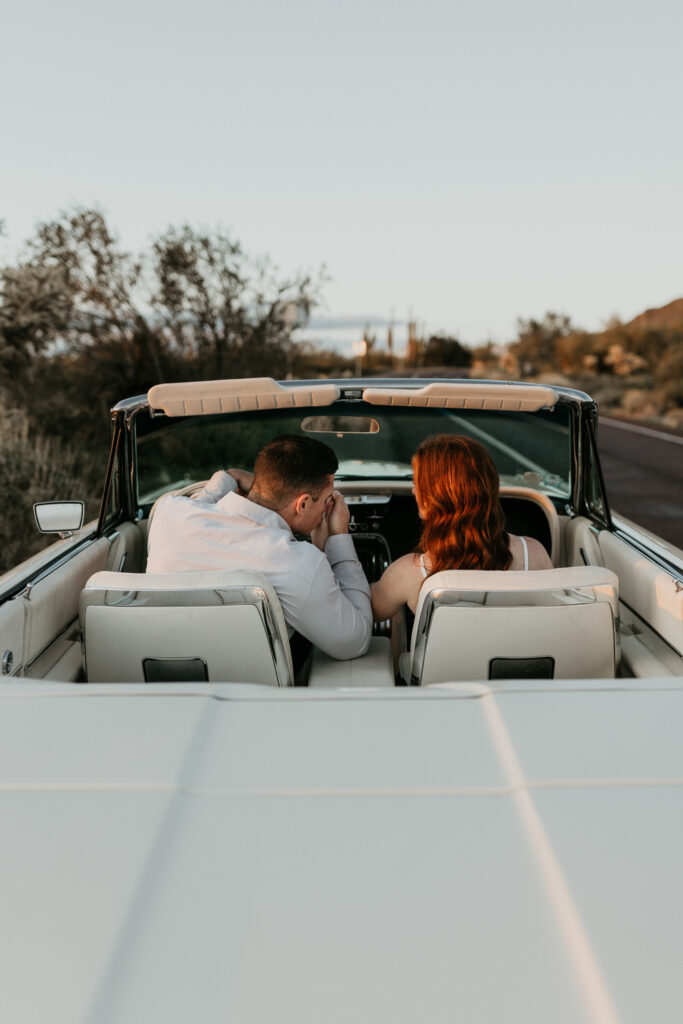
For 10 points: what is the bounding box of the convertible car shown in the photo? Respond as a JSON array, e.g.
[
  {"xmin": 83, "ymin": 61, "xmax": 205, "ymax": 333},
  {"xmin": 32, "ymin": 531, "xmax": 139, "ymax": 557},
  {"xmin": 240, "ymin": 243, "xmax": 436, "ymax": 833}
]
[{"xmin": 0, "ymin": 376, "xmax": 681, "ymax": 1023}]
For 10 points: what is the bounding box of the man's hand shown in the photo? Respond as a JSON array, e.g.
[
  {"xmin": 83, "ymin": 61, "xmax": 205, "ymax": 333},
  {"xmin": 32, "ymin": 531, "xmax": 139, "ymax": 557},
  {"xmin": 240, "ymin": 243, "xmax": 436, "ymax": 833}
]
[
  {"xmin": 310, "ymin": 513, "xmax": 330, "ymax": 551},
  {"xmin": 228, "ymin": 468, "xmax": 254, "ymax": 495},
  {"xmin": 327, "ymin": 490, "xmax": 350, "ymax": 536}
]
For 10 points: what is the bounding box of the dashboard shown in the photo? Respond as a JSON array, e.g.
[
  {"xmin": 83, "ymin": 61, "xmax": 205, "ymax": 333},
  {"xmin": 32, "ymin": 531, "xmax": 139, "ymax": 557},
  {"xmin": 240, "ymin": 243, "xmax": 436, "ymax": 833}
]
[{"xmin": 336, "ymin": 482, "xmax": 560, "ymax": 581}]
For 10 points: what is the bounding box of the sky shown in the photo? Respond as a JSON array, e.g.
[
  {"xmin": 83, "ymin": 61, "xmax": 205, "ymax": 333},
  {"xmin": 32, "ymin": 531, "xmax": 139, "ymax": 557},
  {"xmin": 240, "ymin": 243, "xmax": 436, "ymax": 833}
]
[{"xmin": 2, "ymin": 0, "xmax": 682, "ymax": 352}]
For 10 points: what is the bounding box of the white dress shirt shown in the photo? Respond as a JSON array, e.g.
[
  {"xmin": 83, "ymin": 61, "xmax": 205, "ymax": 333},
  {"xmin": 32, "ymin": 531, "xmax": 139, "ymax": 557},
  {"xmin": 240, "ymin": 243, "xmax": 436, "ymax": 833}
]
[{"xmin": 146, "ymin": 471, "xmax": 372, "ymax": 660}]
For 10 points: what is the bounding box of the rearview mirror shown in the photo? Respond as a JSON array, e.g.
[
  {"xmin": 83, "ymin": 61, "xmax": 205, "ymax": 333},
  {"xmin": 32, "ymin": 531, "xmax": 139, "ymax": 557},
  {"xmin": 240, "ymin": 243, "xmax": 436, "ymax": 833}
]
[
  {"xmin": 301, "ymin": 415, "xmax": 379, "ymax": 435},
  {"xmin": 33, "ymin": 501, "xmax": 85, "ymax": 536}
]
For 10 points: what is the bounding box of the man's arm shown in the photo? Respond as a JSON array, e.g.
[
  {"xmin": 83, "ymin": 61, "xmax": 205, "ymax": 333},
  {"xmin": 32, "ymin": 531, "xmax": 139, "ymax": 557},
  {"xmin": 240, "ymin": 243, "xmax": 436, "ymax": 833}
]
[
  {"xmin": 190, "ymin": 469, "xmax": 245, "ymax": 504},
  {"xmin": 296, "ymin": 492, "xmax": 372, "ymax": 660},
  {"xmin": 295, "ymin": 537, "xmax": 372, "ymax": 660}
]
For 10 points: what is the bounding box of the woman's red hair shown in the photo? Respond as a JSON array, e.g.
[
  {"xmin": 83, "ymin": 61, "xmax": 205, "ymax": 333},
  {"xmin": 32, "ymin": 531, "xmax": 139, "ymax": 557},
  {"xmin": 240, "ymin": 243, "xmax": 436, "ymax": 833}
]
[{"xmin": 413, "ymin": 434, "xmax": 511, "ymax": 574}]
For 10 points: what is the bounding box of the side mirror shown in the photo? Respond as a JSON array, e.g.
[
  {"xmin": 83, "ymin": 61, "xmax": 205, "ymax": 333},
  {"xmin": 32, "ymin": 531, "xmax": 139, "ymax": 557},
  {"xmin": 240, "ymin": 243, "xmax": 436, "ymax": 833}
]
[{"xmin": 33, "ymin": 501, "xmax": 85, "ymax": 537}]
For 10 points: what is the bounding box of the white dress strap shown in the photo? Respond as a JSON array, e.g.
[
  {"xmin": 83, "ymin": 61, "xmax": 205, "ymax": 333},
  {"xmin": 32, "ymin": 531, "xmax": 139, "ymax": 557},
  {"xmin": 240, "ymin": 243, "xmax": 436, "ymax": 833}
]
[
  {"xmin": 520, "ymin": 535, "xmax": 529, "ymax": 571},
  {"xmin": 419, "ymin": 553, "xmax": 429, "ymax": 579}
]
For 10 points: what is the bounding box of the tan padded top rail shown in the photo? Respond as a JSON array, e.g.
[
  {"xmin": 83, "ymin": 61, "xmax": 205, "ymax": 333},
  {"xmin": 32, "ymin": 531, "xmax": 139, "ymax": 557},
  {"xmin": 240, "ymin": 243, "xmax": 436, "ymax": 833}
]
[
  {"xmin": 148, "ymin": 378, "xmax": 341, "ymax": 417},
  {"xmin": 362, "ymin": 382, "xmax": 558, "ymax": 412}
]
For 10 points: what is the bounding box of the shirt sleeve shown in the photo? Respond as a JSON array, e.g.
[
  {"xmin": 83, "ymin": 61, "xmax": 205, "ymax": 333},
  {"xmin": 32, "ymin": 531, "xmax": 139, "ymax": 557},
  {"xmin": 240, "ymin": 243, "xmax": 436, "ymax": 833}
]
[
  {"xmin": 294, "ymin": 535, "xmax": 372, "ymax": 660},
  {"xmin": 190, "ymin": 470, "xmax": 238, "ymax": 504}
]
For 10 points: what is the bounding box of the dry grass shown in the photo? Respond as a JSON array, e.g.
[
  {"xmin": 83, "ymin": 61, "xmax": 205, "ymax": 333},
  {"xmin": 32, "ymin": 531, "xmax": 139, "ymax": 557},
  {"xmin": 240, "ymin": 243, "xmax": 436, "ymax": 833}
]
[{"xmin": 0, "ymin": 401, "xmax": 102, "ymax": 575}]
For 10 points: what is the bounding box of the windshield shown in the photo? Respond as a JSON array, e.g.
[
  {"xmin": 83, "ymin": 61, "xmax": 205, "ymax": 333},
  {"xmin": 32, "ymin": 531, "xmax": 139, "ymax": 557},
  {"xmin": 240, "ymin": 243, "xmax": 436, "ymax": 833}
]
[{"xmin": 135, "ymin": 401, "xmax": 572, "ymax": 504}]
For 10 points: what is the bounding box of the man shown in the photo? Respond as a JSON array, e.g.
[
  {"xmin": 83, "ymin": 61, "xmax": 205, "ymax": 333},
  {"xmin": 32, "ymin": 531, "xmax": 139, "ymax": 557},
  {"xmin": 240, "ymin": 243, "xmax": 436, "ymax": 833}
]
[{"xmin": 146, "ymin": 434, "xmax": 372, "ymax": 662}]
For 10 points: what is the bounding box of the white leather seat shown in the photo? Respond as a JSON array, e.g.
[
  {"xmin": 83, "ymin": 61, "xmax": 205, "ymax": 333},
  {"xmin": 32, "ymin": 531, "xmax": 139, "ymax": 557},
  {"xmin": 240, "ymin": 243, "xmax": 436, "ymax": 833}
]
[
  {"xmin": 406, "ymin": 567, "xmax": 620, "ymax": 685},
  {"xmin": 80, "ymin": 570, "xmax": 293, "ymax": 685}
]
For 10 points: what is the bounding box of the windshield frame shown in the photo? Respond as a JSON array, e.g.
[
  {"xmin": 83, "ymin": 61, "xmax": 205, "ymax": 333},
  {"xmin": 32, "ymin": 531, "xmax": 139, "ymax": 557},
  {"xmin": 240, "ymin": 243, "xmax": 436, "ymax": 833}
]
[{"xmin": 131, "ymin": 390, "xmax": 579, "ymax": 514}]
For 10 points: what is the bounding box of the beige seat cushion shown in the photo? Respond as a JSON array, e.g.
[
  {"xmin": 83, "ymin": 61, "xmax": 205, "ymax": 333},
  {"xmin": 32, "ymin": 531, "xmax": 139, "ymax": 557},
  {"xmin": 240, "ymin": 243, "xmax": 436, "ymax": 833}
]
[
  {"xmin": 409, "ymin": 567, "xmax": 620, "ymax": 685},
  {"xmin": 80, "ymin": 569, "xmax": 293, "ymax": 685}
]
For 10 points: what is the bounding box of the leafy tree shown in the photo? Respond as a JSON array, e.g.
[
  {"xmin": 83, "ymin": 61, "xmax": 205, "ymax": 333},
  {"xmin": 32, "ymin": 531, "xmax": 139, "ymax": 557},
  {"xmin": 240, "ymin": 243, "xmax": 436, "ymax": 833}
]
[
  {"xmin": 151, "ymin": 225, "xmax": 317, "ymax": 380},
  {"xmin": 0, "ymin": 263, "xmax": 73, "ymax": 376},
  {"xmin": 0, "ymin": 208, "xmax": 324, "ymax": 563},
  {"xmin": 0, "ymin": 207, "xmax": 321, "ymax": 446}
]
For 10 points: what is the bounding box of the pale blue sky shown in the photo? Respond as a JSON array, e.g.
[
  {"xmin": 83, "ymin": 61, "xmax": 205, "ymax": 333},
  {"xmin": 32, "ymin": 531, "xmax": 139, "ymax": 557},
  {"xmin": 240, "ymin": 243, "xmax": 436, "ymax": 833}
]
[{"xmin": 2, "ymin": 0, "xmax": 682, "ymax": 346}]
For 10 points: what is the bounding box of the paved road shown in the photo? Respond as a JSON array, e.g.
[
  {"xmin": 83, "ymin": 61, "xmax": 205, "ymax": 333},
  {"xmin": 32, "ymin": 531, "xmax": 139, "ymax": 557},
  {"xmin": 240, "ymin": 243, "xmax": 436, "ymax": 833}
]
[{"xmin": 598, "ymin": 418, "xmax": 683, "ymax": 551}]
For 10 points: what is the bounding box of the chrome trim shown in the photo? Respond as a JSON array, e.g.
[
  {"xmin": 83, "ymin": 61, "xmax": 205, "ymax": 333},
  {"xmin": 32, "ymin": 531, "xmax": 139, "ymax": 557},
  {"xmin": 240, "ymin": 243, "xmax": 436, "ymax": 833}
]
[
  {"xmin": 611, "ymin": 516, "xmax": 683, "ymax": 578},
  {"xmin": 32, "ymin": 500, "xmax": 85, "ymax": 536},
  {"xmin": 345, "ymin": 494, "xmax": 392, "ymax": 505},
  {"xmin": 251, "ymin": 587, "xmax": 291, "ymax": 687},
  {"xmin": 411, "ymin": 592, "xmax": 442, "ymax": 685}
]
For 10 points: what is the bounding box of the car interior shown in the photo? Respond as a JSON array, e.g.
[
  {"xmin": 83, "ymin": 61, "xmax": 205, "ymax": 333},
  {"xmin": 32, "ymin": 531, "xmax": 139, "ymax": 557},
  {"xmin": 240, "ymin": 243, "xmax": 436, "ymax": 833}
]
[{"xmin": 1, "ymin": 378, "xmax": 681, "ymax": 687}]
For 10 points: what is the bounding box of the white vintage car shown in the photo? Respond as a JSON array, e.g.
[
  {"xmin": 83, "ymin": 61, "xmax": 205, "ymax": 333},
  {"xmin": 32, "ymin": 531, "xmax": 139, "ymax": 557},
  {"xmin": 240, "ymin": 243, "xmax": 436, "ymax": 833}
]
[{"xmin": 0, "ymin": 376, "xmax": 681, "ymax": 1023}]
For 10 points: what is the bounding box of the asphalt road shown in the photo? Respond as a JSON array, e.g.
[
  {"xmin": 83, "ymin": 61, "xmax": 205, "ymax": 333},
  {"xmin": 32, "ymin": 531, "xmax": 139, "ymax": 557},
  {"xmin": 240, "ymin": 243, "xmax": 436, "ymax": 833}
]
[{"xmin": 597, "ymin": 417, "xmax": 683, "ymax": 551}]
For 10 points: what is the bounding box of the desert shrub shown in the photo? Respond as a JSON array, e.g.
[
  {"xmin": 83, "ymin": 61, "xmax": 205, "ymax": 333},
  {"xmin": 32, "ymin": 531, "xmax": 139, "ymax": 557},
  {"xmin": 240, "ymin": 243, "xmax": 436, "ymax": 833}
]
[
  {"xmin": 654, "ymin": 346, "xmax": 683, "ymax": 408},
  {"xmin": 620, "ymin": 388, "xmax": 661, "ymax": 417},
  {"xmin": 555, "ymin": 332, "xmax": 602, "ymax": 373}
]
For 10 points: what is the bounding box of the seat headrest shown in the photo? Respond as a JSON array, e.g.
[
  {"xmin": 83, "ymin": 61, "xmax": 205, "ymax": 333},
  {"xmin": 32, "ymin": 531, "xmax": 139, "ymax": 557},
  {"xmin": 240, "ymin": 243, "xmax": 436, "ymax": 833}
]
[
  {"xmin": 83, "ymin": 568, "xmax": 274, "ymax": 593},
  {"xmin": 415, "ymin": 566, "xmax": 620, "ymax": 621}
]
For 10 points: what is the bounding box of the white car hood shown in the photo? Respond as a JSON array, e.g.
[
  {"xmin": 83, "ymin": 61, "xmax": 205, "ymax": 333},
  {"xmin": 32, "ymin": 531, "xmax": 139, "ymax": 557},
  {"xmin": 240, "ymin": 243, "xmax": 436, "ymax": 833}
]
[{"xmin": 1, "ymin": 680, "xmax": 682, "ymax": 1023}]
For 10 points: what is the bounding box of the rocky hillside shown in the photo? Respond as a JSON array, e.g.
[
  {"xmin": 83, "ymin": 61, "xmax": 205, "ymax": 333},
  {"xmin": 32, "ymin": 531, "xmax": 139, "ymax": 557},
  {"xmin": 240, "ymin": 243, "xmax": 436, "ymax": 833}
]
[{"xmin": 626, "ymin": 297, "xmax": 683, "ymax": 331}]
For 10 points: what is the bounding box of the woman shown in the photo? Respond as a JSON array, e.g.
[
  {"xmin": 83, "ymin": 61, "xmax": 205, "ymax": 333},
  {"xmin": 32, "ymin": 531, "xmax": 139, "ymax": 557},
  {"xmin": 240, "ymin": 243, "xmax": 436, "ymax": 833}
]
[{"xmin": 371, "ymin": 434, "xmax": 552, "ymax": 621}]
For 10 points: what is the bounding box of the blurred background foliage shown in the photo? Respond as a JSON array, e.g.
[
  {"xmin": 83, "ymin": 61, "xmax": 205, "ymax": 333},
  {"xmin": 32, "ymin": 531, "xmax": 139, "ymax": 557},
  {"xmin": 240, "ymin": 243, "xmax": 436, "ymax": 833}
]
[
  {"xmin": 0, "ymin": 206, "xmax": 327, "ymax": 567},
  {"xmin": 0, "ymin": 206, "xmax": 681, "ymax": 571}
]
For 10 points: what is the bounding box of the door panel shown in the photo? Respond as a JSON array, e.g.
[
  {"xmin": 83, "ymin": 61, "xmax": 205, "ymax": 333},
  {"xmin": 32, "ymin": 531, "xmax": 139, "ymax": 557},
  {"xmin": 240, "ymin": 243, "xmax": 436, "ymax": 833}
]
[
  {"xmin": 562, "ymin": 515, "xmax": 605, "ymax": 569},
  {"xmin": 564, "ymin": 515, "xmax": 682, "ymax": 676},
  {"xmin": 598, "ymin": 530, "xmax": 682, "ymax": 657},
  {"xmin": 0, "ymin": 538, "xmax": 112, "ymax": 681},
  {"xmin": 0, "ymin": 599, "xmax": 27, "ymax": 678}
]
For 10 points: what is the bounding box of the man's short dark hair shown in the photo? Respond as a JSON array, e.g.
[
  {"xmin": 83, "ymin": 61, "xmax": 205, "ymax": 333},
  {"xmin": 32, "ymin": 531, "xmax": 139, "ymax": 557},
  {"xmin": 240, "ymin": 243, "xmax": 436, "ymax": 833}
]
[{"xmin": 253, "ymin": 435, "xmax": 338, "ymax": 508}]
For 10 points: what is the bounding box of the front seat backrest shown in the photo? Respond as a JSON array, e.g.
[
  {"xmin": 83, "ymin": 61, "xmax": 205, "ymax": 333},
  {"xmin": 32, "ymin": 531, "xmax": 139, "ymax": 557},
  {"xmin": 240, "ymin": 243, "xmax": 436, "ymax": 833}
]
[
  {"xmin": 80, "ymin": 569, "xmax": 293, "ymax": 685},
  {"xmin": 409, "ymin": 566, "xmax": 620, "ymax": 685}
]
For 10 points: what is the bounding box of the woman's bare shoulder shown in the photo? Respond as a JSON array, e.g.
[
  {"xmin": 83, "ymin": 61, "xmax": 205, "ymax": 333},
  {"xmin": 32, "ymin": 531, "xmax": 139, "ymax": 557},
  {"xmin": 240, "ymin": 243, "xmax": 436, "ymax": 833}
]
[
  {"xmin": 509, "ymin": 534, "xmax": 553, "ymax": 570},
  {"xmin": 385, "ymin": 552, "xmax": 424, "ymax": 579},
  {"xmin": 370, "ymin": 551, "xmax": 425, "ymax": 621}
]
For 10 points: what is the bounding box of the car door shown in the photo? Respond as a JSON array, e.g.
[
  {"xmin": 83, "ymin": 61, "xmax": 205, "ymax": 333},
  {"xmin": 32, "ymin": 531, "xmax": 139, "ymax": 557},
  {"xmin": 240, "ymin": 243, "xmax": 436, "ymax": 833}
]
[
  {"xmin": 565, "ymin": 415, "xmax": 683, "ymax": 676},
  {"xmin": 0, "ymin": 420, "xmax": 143, "ymax": 682}
]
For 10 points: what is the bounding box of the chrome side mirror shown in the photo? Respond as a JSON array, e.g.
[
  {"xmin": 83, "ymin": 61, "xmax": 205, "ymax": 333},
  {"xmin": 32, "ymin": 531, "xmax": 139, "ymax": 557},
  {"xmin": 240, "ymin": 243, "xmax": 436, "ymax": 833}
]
[{"xmin": 33, "ymin": 501, "xmax": 85, "ymax": 537}]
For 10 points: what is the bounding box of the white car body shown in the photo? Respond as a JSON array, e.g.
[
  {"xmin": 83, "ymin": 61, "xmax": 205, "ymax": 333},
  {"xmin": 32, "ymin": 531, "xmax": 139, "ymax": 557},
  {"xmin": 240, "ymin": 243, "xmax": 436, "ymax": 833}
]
[{"xmin": 0, "ymin": 376, "xmax": 681, "ymax": 1023}]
